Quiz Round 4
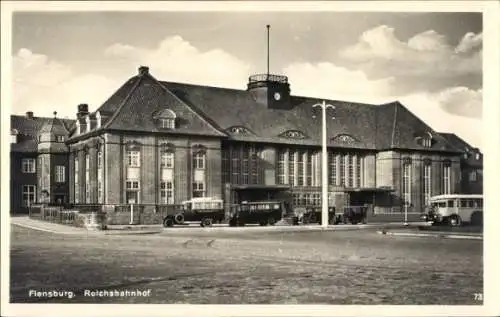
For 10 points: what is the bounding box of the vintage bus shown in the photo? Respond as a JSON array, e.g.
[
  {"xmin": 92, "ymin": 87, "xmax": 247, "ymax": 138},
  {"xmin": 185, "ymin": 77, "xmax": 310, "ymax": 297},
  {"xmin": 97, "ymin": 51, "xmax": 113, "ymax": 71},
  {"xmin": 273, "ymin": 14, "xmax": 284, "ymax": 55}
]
[
  {"xmin": 163, "ymin": 197, "xmax": 225, "ymax": 228},
  {"xmin": 422, "ymin": 194, "xmax": 483, "ymax": 226},
  {"xmin": 228, "ymin": 200, "xmax": 289, "ymax": 226}
]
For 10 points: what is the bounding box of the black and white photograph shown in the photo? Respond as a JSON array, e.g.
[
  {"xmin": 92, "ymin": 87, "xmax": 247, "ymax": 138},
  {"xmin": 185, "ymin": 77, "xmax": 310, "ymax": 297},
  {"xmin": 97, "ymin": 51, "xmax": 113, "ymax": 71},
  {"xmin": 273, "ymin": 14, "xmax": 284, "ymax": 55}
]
[{"xmin": 1, "ymin": 1, "xmax": 499, "ymax": 317}]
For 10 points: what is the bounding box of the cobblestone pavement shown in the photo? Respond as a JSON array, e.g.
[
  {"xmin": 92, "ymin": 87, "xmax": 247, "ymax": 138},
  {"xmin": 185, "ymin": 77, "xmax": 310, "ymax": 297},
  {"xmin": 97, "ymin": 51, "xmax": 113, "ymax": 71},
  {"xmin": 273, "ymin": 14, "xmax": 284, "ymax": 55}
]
[{"xmin": 10, "ymin": 225, "xmax": 483, "ymax": 304}]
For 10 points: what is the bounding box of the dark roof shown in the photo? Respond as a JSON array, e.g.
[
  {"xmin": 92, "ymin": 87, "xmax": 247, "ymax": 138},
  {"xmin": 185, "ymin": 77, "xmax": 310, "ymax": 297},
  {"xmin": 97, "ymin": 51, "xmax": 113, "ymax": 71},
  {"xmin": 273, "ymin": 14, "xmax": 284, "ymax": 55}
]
[
  {"xmin": 10, "ymin": 115, "xmax": 74, "ymax": 153},
  {"xmin": 69, "ymin": 69, "xmax": 459, "ymax": 153},
  {"xmin": 439, "ymin": 133, "xmax": 483, "ymax": 167}
]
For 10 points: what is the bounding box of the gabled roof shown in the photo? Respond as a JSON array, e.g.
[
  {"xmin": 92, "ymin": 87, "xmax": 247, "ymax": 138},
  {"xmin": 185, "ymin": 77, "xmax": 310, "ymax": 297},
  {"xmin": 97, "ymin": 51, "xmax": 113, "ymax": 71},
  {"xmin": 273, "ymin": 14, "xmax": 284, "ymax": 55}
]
[
  {"xmin": 89, "ymin": 73, "xmax": 225, "ymax": 138},
  {"xmin": 11, "ymin": 115, "xmax": 74, "ymax": 153},
  {"xmin": 439, "ymin": 132, "xmax": 483, "ymax": 167},
  {"xmin": 65, "ymin": 68, "xmax": 463, "ymax": 153},
  {"xmin": 376, "ymin": 102, "xmax": 457, "ymax": 152}
]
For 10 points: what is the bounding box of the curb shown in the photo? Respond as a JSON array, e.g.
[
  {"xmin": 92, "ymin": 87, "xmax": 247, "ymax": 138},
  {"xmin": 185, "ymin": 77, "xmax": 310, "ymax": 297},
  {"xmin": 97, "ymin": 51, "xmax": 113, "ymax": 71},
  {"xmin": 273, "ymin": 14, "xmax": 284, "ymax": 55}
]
[
  {"xmin": 376, "ymin": 230, "xmax": 483, "ymax": 240},
  {"xmin": 11, "ymin": 223, "xmax": 93, "ymax": 235}
]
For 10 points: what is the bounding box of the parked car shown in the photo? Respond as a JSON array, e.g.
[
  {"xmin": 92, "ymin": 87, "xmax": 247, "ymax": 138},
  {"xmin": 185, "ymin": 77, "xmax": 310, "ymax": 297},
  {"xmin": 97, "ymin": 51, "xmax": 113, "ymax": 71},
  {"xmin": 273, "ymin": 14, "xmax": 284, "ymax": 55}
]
[{"xmin": 228, "ymin": 200, "xmax": 287, "ymax": 226}]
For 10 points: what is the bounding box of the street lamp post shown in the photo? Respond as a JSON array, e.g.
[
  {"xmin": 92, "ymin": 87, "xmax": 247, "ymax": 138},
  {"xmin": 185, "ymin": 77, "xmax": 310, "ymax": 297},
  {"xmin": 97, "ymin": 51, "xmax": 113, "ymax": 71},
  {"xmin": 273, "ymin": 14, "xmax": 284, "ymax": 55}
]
[{"xmin": 312, "ymin": 101, "xmax": 335, "ymax": 228}]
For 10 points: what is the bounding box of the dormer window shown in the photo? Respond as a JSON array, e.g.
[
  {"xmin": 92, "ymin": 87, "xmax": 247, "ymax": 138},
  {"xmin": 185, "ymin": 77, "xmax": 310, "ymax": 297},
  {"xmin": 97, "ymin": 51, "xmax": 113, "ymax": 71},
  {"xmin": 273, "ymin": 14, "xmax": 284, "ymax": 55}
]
[
  {"xmin": 280, "ymin": 130, "xmax": 307, "ymax": 139},
  {"xmin": 154, "ymin": 108, "xmax": 176, "ymax": 130},
  {"xmin": 11, "ymin": 129, "xmax": 18, "ymax": 144},
  {"xmin": 161, "ymin": 118, "xmax": 175, "ymax": 129},
  {"xmin": 414, "ymin": 132, "xmax": 433, "ymax": 148},
  {"xmin": 475, "ymin": 153, "xmax": 481, "ymax": 160},
  {"xmin": 56, "ymin": 136, "xmax": 65, "ymax": 142}
]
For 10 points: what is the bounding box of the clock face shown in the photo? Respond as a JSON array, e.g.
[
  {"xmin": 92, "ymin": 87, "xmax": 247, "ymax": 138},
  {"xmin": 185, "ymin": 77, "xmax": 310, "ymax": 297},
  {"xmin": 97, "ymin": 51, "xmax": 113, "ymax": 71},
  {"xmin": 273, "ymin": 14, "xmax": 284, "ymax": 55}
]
[{"xmin": 274, "ymin": 92, "xmax": 281, "ymax": 101}]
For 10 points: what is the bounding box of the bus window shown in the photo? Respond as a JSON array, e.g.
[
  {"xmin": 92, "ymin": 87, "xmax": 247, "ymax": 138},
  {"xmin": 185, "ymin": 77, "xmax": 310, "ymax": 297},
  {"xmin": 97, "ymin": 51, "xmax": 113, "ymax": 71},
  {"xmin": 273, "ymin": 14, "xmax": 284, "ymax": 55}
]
[
  {"xmin": 473, "ymin": 199, "xmax": 479, "ymax": 208},
  {"xmin": 460, "ymin": 200, "xmax": 468, "ymax": 208},
  {"xmin": 478, "ymin": 200, "xmax": 483, "ymax": 208},
  {"xmin": 467, "ymin": 200, "xmax": 473, "ymax": 208},
  {"xmin": 447, "ymin": 200, "xmax": 454, "ymax": 208}
]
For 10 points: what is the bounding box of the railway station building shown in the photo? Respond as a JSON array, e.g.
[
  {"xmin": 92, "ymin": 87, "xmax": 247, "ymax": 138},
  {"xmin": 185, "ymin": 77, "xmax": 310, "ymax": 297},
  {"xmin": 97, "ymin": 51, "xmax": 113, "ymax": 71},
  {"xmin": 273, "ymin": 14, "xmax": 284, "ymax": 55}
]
[{"xmin": 10, "ymin": 66, "xmax": 483, "ymax": 222}]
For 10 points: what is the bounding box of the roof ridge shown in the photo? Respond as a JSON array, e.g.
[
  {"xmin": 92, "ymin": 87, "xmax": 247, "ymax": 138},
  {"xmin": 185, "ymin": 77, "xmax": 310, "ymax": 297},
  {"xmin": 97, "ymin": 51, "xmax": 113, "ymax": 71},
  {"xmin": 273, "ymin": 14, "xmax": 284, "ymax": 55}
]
[{"xmin": 102, "ymin": 76, "xmax": 144, "ymax": 130}]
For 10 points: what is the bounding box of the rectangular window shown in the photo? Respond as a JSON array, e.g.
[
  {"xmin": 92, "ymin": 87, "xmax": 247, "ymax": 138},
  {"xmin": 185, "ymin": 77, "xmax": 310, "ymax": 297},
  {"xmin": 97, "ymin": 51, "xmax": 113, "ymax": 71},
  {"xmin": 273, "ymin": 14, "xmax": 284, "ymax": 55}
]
[
  {"xmin": 85, "ymin": 153, "xmax": 90, "ymax": 203},
  {"xmin": 193, "ymin": 182, "xmax": 205, "ymax": 198},
  {"xmin": 277, "ymin": 150, "xmax": 286, "ymax": 185},
  {"xmin": 56, "ymin": 135, "xmax": 65, "ymax": 142},
  {"xmin": 402, "ymin": 163, "xmax": 412, "ymax": 206},
  {"xmin": 193, "ymin": 152, "xmax": 206, "ymax": 169},
  {"xmin": 22, "ymin": 185, "xmax": 36, "ymax": 207},
  {"xmin": 22, "ymin": 158, "xmax": 36, "ymax": 173},
  {"xmin": 74, "ymin": 157, "xmax": 79, "ymax": 203},
  {"xmin": 126, "ymin": 180, "xmax": 140, "ymax": 204},
  {"xmin": 55, "ymin": 165, "xmax": 65, "ymax": 183},
  {"xmin": 242, "ymin": 147, "xmax": 249, "ymax": 184},
  {"xmin": 161, "ymin": 152, "xmax": 174, "ymax": 168},
  {"xmin": 231, "ymin": 146, "xmax": 240, "ymax": 184},
  {"xmin": 347, "ymin": 154, "xmax": 354, "ymax": 187},
  {"xmin": 289, "ymin": 151, "xmax": 296, "ymax": 186},
  {"xmin": 306, "ymin": 151, "xmax": 312, "ymax": 186},
  {"xmin": 328, "ymin": 152, "xmax": 335, "ymax": 186},
  {"xmin": 97, "ymin": 150, "xmax": 103, "ymax": 203},
  {"xmin": 356, "ymin": 155, "xmax": 362, "ymax": 187},
  {"xmin": 469, "ymin": 170, "xmax": 477, "ymax": 182},
  {"xmin": 250, "ymin": 146, "xmax": 259, "ymax": 184},
  {"xmin": 297, "ymin": 151, "xmax": 304, "ymax": 186},
  {"xmin": 339, "ymin": 155, "xmax": 345, "ymax": 186},
  {"xmin": 127, "ymin": 150, "xmax": 141, "ymax": 167},
  {"xmin": 443, "ymin": 165, "xmax": 451, "ymax": 194},
  {"xmin": 161, "ymin": 118, "xmax": 175, "ymax": 129},
  {"xmin": 160, "ymin": 181, "xmax": 174, "ymax": 204},
  {"xmin": 221, "ymin": 148, "xmax": 230, "ymax": 184},
  {"xmin": 424, "ymin": 164, "xmax": 432, "ymax": 205}
]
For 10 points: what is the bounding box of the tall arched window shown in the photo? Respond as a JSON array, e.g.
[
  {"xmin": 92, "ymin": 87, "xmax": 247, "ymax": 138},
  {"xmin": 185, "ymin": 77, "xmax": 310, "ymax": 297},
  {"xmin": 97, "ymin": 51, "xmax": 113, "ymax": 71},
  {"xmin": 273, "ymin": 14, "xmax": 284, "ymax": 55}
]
[
  {"xmin": 160, "ymin": 144, "xmax": 175, "ymax": 204},
  {"xmin": 423, "ymin": 159, "xmax": 432, "ymax": 205},
  {"xmin": 192, "ymin": 145, "xmax": 206, "ymax": 198},
  {"xmin": 74, "ymin": 155, "xmax": 79, "ymax": 203},
  {"xmin": 402, "ymin": 158, "xmax": 412, "ymax": 207},
  {"xmin": 443, "ymin": 160, "xmax": 451, "ymax": 194},
  {"xmin": 97, "ymin": 145, "xmax": 103, "ymax": 203},
  {"xmin": 125, "ymin": 142, "xmax": 141, "ymax": 204},
  {"xmin": 85, "ymin": 152, "xmax": 90, "ymax": 203}
]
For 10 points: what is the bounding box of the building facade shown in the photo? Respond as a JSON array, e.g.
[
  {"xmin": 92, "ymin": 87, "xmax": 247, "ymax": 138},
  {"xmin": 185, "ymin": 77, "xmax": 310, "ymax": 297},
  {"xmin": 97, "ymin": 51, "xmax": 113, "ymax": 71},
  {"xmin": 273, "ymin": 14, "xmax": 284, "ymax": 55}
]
[{"xmin": 10, "ymin": 66, "xmax": 483, "ymax": 221}]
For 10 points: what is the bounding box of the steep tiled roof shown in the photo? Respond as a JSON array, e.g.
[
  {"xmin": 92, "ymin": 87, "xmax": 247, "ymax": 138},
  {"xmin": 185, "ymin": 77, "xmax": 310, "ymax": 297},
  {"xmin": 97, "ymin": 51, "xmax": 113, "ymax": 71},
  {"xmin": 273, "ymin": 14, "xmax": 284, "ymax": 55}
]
[
  {"xmin": 376, "ymin": 102, "xmax": 457, "ymax": 152},
  {"xmin": 439, "ymin": 133, "xmax": 483, "ymax": 167},
  {"xmin": 69, "ymin": 69, "xmax": 461, "ymax": 153},
  {"xmin": 10, "ymin": 115, "xmax": 74, "ymax": 153}
]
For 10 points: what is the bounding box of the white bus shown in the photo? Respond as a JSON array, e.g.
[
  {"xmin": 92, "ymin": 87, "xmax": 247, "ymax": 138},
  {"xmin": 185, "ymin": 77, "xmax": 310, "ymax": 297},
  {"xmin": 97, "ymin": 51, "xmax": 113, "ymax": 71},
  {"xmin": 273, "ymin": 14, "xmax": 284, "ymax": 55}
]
[{"xmin": 422, "ymin": 194, "xmax": 483, "ymax": 226}]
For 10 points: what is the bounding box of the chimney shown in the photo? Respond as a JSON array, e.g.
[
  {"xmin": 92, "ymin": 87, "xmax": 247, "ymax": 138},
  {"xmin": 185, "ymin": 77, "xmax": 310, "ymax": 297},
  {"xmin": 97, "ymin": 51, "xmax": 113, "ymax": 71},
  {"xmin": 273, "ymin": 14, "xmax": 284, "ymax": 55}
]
[
  {"xmin": 77, "ymin": 104, "xmax": 89, "ymax": 119},
  {"xmin": 138, "ymin": 66, "xmax": 149, "ymax": 76},
  {"xmin": 26, "ymin": 111, "xmax": 34, "ymax": 119}
]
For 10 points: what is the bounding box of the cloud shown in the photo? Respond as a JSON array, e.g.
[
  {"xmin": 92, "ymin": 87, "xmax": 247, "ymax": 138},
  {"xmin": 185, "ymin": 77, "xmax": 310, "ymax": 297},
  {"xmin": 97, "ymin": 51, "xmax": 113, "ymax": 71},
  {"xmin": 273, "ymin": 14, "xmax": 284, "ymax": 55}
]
[
  {"xmin": 397, "ymin": 91, "xmax": 482, "ymax": 149},
  {"xmin": 283, "ymin": 62, "xmax": 395, "ymax": 103},
  {"xmin": 436, "ymin": 86, "xmax": 482, "ymax": 119},
  {"xmin": 13, "ymin": 48, "xmax": 117, "ymax": 118},
  {"xmin": 339, "ymin": 25, "xmax": 482, "ymax": 79},
  {"xmin": 455, "ymin": 32, "xmax": 483, "ymax": 54},
  {"xmin": 104, "ymin": 35, "xmax": 251, "ymax": 89}
]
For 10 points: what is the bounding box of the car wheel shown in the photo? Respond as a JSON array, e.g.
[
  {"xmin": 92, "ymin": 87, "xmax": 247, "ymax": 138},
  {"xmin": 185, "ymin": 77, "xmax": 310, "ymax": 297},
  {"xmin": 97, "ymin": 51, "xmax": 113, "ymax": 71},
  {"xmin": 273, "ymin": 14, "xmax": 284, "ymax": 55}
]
[
  {"xmin": 163, "ymin": 217, "xmax": 174, "ymax": 228},
  {"xmin": 202, "ymin": 218, "xmax": 213, "ymax": 227},
  {"xmin": 267, "ymin": 217, "xmax": 276, "ymax": 226},
  {"xmin": 449, "ymin": 215, "xmax": 462, "ymax": 227}
]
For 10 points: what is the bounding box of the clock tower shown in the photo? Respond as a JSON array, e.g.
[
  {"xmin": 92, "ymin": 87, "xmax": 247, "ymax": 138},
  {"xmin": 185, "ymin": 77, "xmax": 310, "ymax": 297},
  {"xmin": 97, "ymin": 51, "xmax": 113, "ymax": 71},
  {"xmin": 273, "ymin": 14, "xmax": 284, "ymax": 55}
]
[
  {"xmin": 247, "ymin": 73, "xmax": 291, "ymax": 109},
  {"xmin": 247, "ymin": 25, "xmax": 292, "ymax": 109}
]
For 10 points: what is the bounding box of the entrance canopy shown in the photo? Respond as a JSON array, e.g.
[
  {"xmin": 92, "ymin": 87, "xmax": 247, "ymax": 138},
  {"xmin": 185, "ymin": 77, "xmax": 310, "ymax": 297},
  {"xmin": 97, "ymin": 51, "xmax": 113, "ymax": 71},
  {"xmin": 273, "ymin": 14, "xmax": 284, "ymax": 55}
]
[
  {"xmin": 231, "ymin": 184, "xmax": 291, "ymax": 191},
  {"xmin": 342, "ymin": 187, "xmax": 394, "ymax": 193}
]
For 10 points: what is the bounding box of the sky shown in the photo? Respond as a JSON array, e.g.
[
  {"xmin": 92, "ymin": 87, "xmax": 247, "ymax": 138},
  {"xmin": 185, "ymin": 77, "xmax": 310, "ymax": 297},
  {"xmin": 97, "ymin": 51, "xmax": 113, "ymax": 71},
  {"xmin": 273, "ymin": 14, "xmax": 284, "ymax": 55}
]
[{"xmin": 11, "ymin": 11, "xmax": 483, "ymax": 148}]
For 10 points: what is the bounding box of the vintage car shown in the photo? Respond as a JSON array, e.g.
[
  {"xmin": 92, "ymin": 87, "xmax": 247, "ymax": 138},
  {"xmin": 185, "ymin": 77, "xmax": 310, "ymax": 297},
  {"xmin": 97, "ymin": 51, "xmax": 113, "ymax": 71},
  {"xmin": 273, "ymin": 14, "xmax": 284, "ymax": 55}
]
[
  {"xmin": 298, "ymin": 206, "xmax": 340, "ymax": 225},
  {"xmin": 162, "ymin": 197, "xmax": 225, "ymax": 228},
  {"xmin": 228, "ymin": 200, "xmax": 288, "ymax": 226}
]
